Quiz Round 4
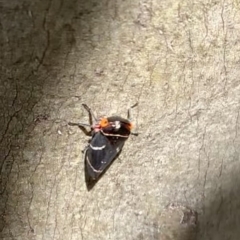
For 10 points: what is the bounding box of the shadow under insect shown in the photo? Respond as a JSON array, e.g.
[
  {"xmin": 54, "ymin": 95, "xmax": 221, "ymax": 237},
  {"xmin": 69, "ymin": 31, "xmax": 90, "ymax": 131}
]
[{"xmin": 68, "ymin": 103, "xmax": 137, "ymax": 191}]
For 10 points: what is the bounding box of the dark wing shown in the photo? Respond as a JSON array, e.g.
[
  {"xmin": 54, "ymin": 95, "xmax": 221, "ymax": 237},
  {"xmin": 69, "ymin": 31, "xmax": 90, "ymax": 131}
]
[{"xmin": 85, "ymin": 132, "xmax": 126, "ymax": 180}]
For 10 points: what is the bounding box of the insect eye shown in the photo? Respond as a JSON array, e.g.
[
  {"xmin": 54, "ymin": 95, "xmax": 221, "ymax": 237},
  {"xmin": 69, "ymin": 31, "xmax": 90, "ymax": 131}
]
[{"xmin": 100, "ymin": 118, "xmax": 108, "ymax": 127}]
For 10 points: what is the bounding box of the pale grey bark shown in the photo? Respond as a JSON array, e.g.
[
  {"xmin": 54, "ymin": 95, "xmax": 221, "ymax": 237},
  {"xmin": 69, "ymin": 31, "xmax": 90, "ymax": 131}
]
[{"xmin": 1, "ymin": 0, "xmax": 240, "ymax": 239}]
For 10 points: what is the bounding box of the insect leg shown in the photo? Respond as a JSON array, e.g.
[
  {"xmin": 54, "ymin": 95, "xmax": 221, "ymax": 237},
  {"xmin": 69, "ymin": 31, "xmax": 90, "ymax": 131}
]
[
  {"xmin": 131, "ymin": 132, "xmax": 139, "ymax": 136},
  {"xmin": 68, "ymin": 104, "xmax": 97, "ymax": 135},
  {"xmin": 68, "ymin": 122, "xmax": 92, "ymax": 136},
  {"xmin": 68, "ymin": 122, "xmax": 91, "ymax": 127},
  {"xmin": 127, "ymin": 102, "xmax": 138, "ymax": 120},
  {"xmin": 127, "ymin": 103, "xmax": 139, "ymax": 135},
  {"xmin": 82, "ymin": 104, "xmax": 98, "ymax": 123}
]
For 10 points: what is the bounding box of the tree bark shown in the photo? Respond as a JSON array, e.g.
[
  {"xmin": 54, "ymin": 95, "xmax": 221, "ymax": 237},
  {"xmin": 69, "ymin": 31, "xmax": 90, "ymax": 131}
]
[{"xmin": 1, "ymin": 0, "xmax": 240, "ymax": 239}]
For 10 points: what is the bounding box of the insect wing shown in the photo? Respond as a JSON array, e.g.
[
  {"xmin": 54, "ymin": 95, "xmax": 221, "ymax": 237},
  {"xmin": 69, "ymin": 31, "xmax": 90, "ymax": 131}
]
[{"xmin": 85, "ymin": 132, "xmax": 125, "ymax": 179}]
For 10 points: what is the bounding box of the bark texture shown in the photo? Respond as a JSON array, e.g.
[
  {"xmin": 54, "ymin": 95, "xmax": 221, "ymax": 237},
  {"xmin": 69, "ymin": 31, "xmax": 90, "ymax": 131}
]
[{"xmin": 1, "ymin": 0, "xmax": 240, "ymax": 239}]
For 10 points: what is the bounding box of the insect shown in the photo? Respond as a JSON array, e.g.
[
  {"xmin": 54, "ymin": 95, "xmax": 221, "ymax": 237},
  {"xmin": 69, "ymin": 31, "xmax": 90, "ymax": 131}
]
[{"xmin": 68, "ymin": 103, "xmax": 138, "ymax": 181}]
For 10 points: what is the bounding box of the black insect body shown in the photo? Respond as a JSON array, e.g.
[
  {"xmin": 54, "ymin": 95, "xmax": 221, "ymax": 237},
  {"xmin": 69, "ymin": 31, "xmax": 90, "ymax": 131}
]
[
  {"xmin": 85, "ymin": 116, "xmax": 132, "ymax": 180},
  {"xmin": 68, "ymin": 104, "xmax": 137, "ymax": 182}
]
